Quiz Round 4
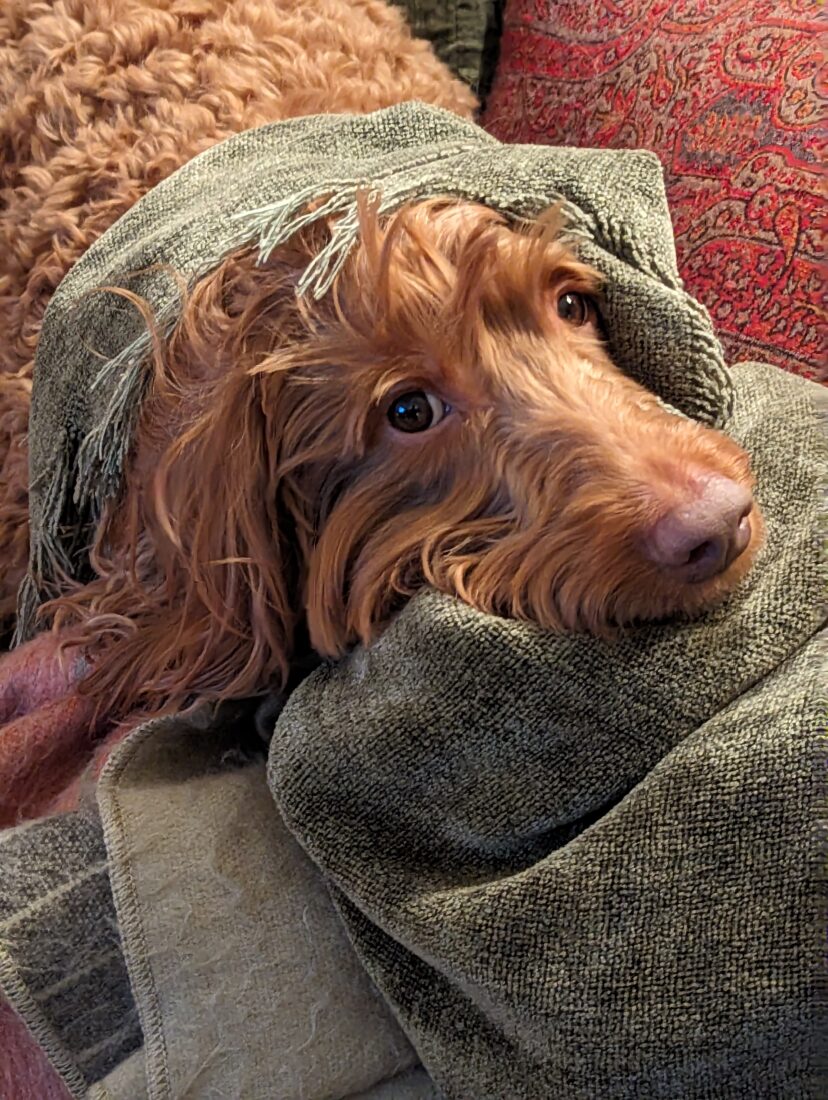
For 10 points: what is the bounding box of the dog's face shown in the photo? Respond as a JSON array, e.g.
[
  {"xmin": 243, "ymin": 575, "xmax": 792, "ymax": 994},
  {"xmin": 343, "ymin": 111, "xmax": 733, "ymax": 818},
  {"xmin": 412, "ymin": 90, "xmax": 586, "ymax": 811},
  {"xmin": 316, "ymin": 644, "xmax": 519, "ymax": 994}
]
[
  {"xmin": 75, "ymin": 197, "xmax": 762, "ymax": 713},
  {"xmin": 182, "ymin": 198, "xmax": 761, "ymax": 657}
]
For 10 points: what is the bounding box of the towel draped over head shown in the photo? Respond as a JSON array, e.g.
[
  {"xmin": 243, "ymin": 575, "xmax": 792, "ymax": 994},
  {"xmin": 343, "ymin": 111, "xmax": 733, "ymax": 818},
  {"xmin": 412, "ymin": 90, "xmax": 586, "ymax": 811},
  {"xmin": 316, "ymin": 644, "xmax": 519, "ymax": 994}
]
[{"xmin": 21, "ymin": 100, "xmax": 732, "ymax": 638}]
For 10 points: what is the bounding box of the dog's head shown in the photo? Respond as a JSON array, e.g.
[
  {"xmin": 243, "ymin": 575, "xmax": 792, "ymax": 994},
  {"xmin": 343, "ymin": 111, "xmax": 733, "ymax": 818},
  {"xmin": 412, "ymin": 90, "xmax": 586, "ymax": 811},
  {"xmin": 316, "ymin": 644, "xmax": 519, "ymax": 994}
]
[{"xmin": 62, "ymin": 198, "xmax": 762, "ymax": 713}]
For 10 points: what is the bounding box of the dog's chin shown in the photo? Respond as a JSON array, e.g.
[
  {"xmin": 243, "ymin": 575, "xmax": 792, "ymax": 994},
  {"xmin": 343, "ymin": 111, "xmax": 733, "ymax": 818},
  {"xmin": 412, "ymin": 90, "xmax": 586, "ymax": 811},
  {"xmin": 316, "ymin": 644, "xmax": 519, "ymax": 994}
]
[
  {"xmin": 518, "ymin": 506, "xmax": 766, "ymax": 640},
  {"xmin": 453, "ymin": 508, "xmax": 764, "ymax": 643}
]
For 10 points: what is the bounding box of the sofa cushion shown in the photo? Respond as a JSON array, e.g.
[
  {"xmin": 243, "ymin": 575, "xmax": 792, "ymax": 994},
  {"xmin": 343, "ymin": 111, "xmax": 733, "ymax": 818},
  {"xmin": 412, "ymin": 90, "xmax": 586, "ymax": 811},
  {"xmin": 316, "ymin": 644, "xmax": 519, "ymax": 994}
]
[{"xmin": 483, "ymin": 1, "xmax": 824, "ymax": 381}]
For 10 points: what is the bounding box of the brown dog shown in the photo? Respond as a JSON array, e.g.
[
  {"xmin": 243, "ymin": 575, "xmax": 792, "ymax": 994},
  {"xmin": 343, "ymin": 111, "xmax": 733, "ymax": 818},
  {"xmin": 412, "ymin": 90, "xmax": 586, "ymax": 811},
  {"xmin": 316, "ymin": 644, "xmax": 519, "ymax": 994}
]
[{"xmin": 0, "ymin": 0, "xmax": 760, "ymax": 717}]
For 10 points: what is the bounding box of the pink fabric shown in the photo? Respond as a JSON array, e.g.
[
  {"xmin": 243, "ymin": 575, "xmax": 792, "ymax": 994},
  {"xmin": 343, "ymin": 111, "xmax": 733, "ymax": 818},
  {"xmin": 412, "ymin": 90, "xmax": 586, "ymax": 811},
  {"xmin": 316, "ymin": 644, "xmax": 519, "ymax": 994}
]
[
  {"xmin": 0, "ymin": 997, "xmax": 73, "ymax": 1100},
  {"xmin": 0, "ymin": 634, "xmax": 101, "ymax": 826},
  {"xmin": 0, "ymin": 633, "xmax": 144, "ymax": 825},
  {"xmin": 0, "ymin": 634, "xmax": 143, "ymax": 1092}
]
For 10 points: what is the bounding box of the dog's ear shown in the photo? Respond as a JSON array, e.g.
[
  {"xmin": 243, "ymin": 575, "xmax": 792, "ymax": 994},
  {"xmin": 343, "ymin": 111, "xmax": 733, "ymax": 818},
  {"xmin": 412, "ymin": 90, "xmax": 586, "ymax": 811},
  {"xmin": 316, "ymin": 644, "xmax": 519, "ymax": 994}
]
[
  {"xmin": 53, "ymin": 248, "xmax": 322, "ymax": 717},
  {"xmin": 149, "ymin": 361, "xmax": 305, "ymax": 699}
]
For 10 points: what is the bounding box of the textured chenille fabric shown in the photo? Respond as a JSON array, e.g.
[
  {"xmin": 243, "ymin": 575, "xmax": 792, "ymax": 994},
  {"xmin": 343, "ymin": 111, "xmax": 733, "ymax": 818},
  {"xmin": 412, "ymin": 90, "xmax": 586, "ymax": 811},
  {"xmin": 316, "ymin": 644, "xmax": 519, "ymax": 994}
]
[
  {"xmin": 394, "ymin": 1, "xmax": 501, "ymax": 91},
  {"xmin": 20, "ymin": 100, "xmax": 731, "ymax": 639},
  {"xmin": 269, "ymin": 362, "xmax": 826, "ymax": 1100},
  {"xmin": 0, "ymin": 811, "xmax": 142, "ymax": 1093}
]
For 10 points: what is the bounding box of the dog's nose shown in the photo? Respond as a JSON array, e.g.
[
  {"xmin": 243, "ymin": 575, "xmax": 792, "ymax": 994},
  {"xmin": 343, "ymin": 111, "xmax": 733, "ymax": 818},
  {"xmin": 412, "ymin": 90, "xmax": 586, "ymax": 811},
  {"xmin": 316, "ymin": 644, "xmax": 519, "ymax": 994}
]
[{"xmin": 642, "ymin": 476, "xmax": 753, "ymax": 583}]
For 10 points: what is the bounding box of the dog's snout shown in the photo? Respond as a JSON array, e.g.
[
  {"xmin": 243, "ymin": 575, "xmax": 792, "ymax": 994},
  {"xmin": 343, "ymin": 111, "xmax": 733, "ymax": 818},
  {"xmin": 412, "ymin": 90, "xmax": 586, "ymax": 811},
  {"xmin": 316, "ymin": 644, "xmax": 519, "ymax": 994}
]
[{"xmin": 642, "ymin": 476, "xmax": 754, "ymax": 583}]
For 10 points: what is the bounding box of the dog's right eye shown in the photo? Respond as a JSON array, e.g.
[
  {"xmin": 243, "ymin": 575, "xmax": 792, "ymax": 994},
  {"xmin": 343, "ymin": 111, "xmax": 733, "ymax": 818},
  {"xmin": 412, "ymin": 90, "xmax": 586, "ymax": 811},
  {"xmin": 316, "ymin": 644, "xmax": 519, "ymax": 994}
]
[
  {"xmin": 557, "ymin": 291, "xmax": 595, "ymax": 326},
  {"xmin": 387, "ymin": 390, "xmax": 450, "ymax": 433}
]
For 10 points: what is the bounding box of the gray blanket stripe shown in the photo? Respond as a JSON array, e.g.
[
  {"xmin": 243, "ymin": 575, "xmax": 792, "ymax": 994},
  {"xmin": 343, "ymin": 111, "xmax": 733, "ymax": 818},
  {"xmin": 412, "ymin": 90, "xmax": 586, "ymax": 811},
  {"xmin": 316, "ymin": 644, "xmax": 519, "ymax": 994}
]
[{"xmin": 0, "ymin": 812, "xmax": 141, "ymax": 1088}]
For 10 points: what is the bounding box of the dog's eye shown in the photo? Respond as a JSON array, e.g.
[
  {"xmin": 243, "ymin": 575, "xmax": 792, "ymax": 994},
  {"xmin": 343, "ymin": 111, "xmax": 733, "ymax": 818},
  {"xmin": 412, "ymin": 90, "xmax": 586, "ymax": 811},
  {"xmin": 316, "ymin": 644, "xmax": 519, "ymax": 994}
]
[
  {"xmin": 387, "ymin": 390, "xmax": 450, "ymax": 433},
  {"xmin": 557, "ymin": 291, "xmax": 593, "ymax": 326}
]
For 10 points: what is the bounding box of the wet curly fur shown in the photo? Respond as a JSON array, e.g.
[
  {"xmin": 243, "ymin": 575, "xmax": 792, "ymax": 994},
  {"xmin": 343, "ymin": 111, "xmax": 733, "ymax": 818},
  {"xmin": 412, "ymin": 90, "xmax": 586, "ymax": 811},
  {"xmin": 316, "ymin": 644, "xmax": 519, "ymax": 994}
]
[{"xmin": 0, "ymin": 0, "xmax": 760, "ymax": 717}]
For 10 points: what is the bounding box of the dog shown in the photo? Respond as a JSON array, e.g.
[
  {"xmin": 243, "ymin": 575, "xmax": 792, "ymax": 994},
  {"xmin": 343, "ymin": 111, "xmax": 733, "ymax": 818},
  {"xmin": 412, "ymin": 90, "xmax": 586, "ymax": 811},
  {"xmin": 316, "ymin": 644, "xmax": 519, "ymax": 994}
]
[{"xmin": 0, "ymin": 0, "xmax": 761, "ymax": 718}]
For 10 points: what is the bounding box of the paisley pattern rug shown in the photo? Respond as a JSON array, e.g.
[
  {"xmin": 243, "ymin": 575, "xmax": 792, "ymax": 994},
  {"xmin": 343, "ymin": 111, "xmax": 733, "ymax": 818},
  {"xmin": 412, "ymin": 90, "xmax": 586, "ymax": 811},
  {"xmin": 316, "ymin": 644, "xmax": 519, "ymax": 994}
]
[{"xmin": 482, "ymin": 1, "xmax": 824, "ymax": 381}]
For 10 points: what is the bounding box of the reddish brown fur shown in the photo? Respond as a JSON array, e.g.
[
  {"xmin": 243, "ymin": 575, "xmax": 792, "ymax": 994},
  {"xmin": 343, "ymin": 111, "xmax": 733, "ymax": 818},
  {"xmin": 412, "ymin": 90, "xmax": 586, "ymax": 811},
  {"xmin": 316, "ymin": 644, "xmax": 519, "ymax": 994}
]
[
  {"xmin": 0, "ymin": 0, "xmax": 475, "ymax": 622},
  {"xmin": 0, "ymin": 1, "xmax": 761, "ymax": 718}
]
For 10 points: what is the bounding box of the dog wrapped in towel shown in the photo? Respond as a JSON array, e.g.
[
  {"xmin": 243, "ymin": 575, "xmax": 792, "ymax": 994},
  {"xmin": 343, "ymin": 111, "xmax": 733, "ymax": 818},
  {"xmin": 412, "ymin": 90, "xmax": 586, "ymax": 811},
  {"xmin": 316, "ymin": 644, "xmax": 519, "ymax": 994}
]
[
  {"xmin": 271, "ymin": 384, "xmax": 825, "ymax": 1100},
  {"xmin": 2, "ymin": 103, "xmax": 824, "ymax": 1098},
  {"xmin": 18, "ymin": 102, "xmax": 738, "ymax": 645}
]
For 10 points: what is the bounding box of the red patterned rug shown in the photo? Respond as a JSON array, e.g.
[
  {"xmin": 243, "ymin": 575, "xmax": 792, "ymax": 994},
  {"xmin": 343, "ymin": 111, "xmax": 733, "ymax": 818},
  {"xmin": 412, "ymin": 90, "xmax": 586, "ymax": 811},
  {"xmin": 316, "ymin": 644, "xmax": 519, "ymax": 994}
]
[{"xmin": 483, "ymin": 0, "xmax": 825, "ymax": 381}]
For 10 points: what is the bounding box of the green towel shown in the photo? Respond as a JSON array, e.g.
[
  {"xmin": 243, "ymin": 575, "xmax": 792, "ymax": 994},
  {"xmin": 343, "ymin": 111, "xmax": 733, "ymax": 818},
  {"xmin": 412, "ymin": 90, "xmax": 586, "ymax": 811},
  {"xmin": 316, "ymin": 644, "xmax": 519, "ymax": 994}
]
[
  {"xmin": 269, "ymin": 361, "xmax": 825, "ymax": 1099},
  {"xmin": 20, "ymin": 101, "xmax": 731, "ymax": 639}
]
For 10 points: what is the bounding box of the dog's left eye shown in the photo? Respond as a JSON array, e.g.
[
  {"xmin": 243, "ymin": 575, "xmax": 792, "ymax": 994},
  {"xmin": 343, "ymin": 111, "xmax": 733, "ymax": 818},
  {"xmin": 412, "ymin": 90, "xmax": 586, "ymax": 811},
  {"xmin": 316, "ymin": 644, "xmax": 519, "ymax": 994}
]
[
  {"xmin": 557, "ymin": 291, "xmax": 593, "ymax": 326},
  {"xmin": 387, "ymin": 390, "xmax": 450, "ymax": 433}
]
